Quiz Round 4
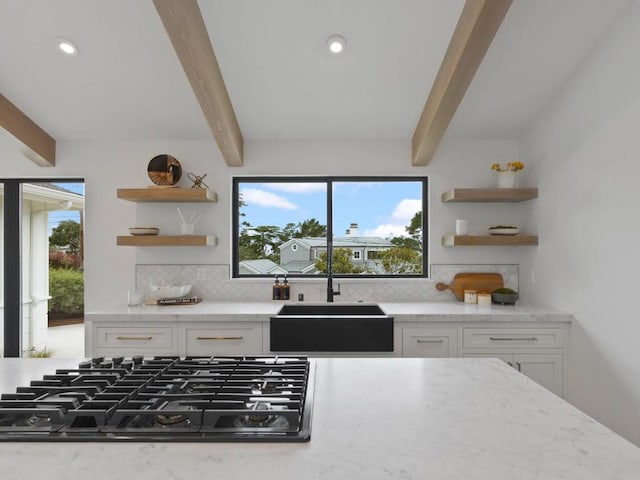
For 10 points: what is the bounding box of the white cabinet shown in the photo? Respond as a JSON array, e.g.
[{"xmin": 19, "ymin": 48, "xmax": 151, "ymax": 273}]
[
  {"xmin": 462, "ymin": 352, "xmax": 563, "ymax": 396},
  {"xmin": 462, "ymin": 328, "xmax": 563, "ymax": 349},
  {"xmin": 180, "ymin": 323, "xmax": 262, "ymax": 356},
  {"xmin": 92, "ymin": 324, "xmax": 178, "ymax": 356},
  {"xmin": 461, "ymin": 327, "xmax": 565, "ymax": 397},
  {"xmin": 86, "ymin": 319, "xmax": 262, "ymax": 357},
  {"xmin": 402, "ymin": 327, "xmax": 458, "ymax": 357}
]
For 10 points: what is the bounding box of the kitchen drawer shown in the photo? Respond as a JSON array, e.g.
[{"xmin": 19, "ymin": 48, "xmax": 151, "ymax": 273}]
[
  {"xmin": 463, "ymin": 328, "xmax": 563, "ymax": 349},
  {"xmin": 402, "ymin": 327, "xmax": 458, "ymax": 357},
  {"xmin": 95, "ymin": 326, "xmax": 176, "ymax": 351},
  {"xmin": 183, "ymin": 324, "xmax": 262, "ymax": 356}
]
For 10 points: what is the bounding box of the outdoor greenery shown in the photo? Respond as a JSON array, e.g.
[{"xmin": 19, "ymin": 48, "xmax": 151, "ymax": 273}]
[
  {"xmin": 49, "ymin": 250, "xmax": 82, "ymax": 270},
  {"xmin": 315, "ymin": 248, "xmax": 366, "ymax": 274},
  {"xmin": 239, "ymin": 211, "xmax": 423, "ymax": 274},
  {"xmin": 239, "ymin": 217, "xmax": 328, "ymax": 264},
  {"xmin": 379, "ymin": 246, "xmax": 422, "ymax": 274},
  {"xmin": 390, "ymin": 211, "xmax": 423, "ymax": 251},
  {"xmin": 48, "ymin": 218, "xmax": 84, "ymax": 319},
  {"xmin": 49, "ymin": 265, "xmax": 84, "ymax": 319},
  {"xmin": 49, "ymin": 220, "xmax": 81, "ymax": 255}
]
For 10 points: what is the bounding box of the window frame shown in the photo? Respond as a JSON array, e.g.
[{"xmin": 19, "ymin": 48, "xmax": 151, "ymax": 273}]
[{"xmin": 231, "ymin": 176, "xmax": 428, "ymax": 279}]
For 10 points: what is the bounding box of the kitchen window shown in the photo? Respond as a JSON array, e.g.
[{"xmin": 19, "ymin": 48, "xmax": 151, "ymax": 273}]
[{"xmin": 232, "ymin": 176, "xmax": 427, "ymax": 278}]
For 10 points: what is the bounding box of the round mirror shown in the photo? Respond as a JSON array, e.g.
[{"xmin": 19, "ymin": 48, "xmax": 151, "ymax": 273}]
[{"xmin": 147, "ymin": 154, "xmax": 182, "ymax": 186}]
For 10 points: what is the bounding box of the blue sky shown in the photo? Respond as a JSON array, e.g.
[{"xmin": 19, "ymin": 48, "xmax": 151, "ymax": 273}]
[
  {"xmin": 48, "ymin": 182, "xmax": 84, "ymax": 234},
  {"xmin": 240, "ymin": 181, "xmax": 423, "ymax": 239}
]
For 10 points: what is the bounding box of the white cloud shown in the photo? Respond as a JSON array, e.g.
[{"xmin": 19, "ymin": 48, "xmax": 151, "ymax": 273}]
[
  {"xmin": 391, "ymin": 199, "xmax": 422, "ymax": 223},
  {"xmin": 265, "ymin": 183, "xmax": 326, "ymax": 194},
  {"xmin": 242, "ymin": 188, "xmax": 297, "ymax": 210},
  {"xmin": 364, "ymin": 223, "xmax": 408, "ymax": 239},
  {"xmin": 363, "ymin": 198, "xmax": 421, "ymax": 238}
]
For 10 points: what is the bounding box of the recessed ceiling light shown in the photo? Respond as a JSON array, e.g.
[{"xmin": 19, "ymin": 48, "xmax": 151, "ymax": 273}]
[
  {"xmin": 326, "ymin": 35, "xmax": 346, "ymax": 55},
  {"xmin": 56, "ymin": 37, "xmax": 78, "ymax": 56}
]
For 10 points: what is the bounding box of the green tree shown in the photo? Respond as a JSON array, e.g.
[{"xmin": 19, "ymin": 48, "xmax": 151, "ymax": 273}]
[
  {"xmin": 297, "ymin": 218, "xmax": 326, "ymax": 238},
  {"xmin": 238, "ymin": 223, "xmax": 282, "ymax": 263},
  {"xmin": 388, "ymin": 211, "xmax": 423, "ymax": 251},
  {"xmin": 315, "ymin": 248, "xmax": 364, "ymax": 274},
  {"xmin": 279, "ymin": 223, "xmax": 298, "ymax": 244},
  {"xmin": 379, "ymin": 247, "xmax": 422, "ymax": 274},
  {"xmin": 49, "ymin": 220, "xmax": 81, "ymax": 255},
  {"xmin": 239, "ymin": 216, "xmax": 328, "ymax": 264}
]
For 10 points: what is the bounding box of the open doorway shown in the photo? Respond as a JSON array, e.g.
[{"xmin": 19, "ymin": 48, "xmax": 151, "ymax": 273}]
[{"xmin": 1, "ymin": 179, "xmax": 84, "ymax": 357}]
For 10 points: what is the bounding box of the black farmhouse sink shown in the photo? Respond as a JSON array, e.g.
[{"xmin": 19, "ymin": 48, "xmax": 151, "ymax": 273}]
[
  {"xmin": 270, "ymin": 303, "xmax": 393, "ymax": 353},
  {"xmin": 277, "ymin": 303, "xmax": 387, "ymax": 316}
]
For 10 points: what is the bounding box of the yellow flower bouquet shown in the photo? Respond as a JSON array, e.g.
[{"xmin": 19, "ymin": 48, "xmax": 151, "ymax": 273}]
[{"xmin": 491, "ymin": 162, "xmax": 524, "ymax": 172}]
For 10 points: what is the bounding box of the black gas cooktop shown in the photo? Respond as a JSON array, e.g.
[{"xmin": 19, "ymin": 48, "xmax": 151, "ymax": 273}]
[{"xmin": 0, "ymin": 356, "xmax": 314, "ymax": 442}]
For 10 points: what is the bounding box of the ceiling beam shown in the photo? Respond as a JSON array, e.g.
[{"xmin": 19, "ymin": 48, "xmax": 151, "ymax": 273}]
[
  {"xmin": 411, "ymin": 0, "xmax": 512, "ymax": 166},
  {"xmin": 153, "ymin": 0, "xmax": 243, "ymax": 167},
  {"xmin": 0, "ymin": 93, "xmax": 56, "ymax": 167}
]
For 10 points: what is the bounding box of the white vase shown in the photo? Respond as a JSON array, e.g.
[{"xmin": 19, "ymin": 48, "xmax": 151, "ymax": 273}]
[{"xmin": 496, "ymin": 171, "xmax": 517, "ymax": 188}]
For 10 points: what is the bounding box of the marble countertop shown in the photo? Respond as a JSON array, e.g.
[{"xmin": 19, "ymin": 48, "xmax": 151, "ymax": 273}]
[
  {"xmin": 86, "ymin": 301, "xmax": 571, "ymax": 323},
  {"xmin": 0, "ymin": 357, "xmax": 637, "ymax": 479}
]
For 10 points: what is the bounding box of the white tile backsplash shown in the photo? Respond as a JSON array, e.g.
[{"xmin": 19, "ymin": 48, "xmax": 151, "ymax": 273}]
[{"xmin": 136, "ymin": 264, "xmax": 518, "ymax": 302}]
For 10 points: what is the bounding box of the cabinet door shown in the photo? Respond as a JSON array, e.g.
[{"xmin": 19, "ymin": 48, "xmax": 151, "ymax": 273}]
[
  {"xmin": 464, "ymin": 352, "xmax": 563, "ymax": 397},
  {"xmin": 463, "ymin": 328, "xmax": 563, "ymax": 349},
  {"xmin": 402, "ymin": 328, "xmax": 458, "ymax": 357},
  {"xmin": 513, "ymin": 353, "xmax": 563, "ymax": 397},
  {"xmin": 183, "ymin": 324, "xmax": 262, "ymax": 356},
  {"xmin": 94, "ymin": 326, "xmax": 177, "ymax": 356}
]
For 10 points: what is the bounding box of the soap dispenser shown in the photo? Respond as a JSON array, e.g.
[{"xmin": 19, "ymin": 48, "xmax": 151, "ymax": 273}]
[
  {"xmin": 272, "ymin": 276, "xmax": 281, "ymax": 300},
  {"xmin": 282, "ymin": 275, "xmax": 290, "ymax": 301}
]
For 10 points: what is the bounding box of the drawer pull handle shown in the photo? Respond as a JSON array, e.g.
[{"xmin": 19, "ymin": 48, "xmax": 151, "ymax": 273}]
[
  {"xmin": 515, "ymin": 362, "xmax": 522, "ymax": 371},
  {"xmin": 416, "ymin": 339, "xmax": 445, "ymax": 344},
  {"xmin": 196, "ymin": 336, "xmax": 244, "ymax": 341},
  {"xmin": 489, "ymin": 337, "xmax": 538, "ymax": 341},
  {"xmin": 116, "ymin": 336, "xmax": 152, "ymax": 341}
]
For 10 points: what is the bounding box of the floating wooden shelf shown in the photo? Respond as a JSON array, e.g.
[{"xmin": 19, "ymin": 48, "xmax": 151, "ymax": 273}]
[
  {"xmin": 441, "ymin": 188, "xmax": 538, "ymax": 203},
  {"xmin": 117, "ymin": 188, "xmax": 217, "ymax": 203},
  {"xmin": 117, "ymin": 235, "xmax": 216, "ymax": 247},
  {"xmin": 442, "ymin": 235, "xmax": 539, "ymax": 247}
]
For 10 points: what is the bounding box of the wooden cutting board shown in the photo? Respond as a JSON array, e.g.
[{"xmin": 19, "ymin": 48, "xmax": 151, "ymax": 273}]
[{"xmin": 436, "ymin": 273, "xmax": 504, "ymax": 301}]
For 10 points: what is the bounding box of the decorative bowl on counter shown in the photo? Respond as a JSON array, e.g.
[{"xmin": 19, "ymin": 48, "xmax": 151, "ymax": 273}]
[
  {"xmin": 492, "ymin": 288, "xmax": 519, "ymax": 305},
  {"xmin": 148, "ymin": 284, "xmax": 192, "ymax": 299},
  {"xmin": 129, "ymin": 227, "xmax": 159, "ymax": 236},
  {"xmin": 488, "ymin": 225, "xmax": 519, "ymax": 236}
]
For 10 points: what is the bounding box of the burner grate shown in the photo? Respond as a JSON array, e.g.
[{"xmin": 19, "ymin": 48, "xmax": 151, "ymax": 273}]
[{"xmin": 0, "ymin": 356, "xmax": 314, "ymax": 442}]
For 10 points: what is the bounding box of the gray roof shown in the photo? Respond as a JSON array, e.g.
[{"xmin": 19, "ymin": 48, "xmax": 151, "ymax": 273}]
[
  {"xmin": 281, "ymin": 260, "xmax": 318, "ymax": 273},
  {"xmin": 333, "ymin": 236, "xmax": 393, "ymax": 247},
  {"xmin": 279, "ymin": 236, "xmax": 393, "ymax": 250},
  {"xmin": 238, "ymin": 259, "xmax": 287, "ymax": 275}
]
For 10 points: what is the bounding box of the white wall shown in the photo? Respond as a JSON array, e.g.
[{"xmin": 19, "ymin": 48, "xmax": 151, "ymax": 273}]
[
  {"xmin": 3, "ymin": 136, "xmax": 530, "ymax": 310},
  {"xmin": 520, "ymin": 1, "xmax": 640, "ymax": 446}
]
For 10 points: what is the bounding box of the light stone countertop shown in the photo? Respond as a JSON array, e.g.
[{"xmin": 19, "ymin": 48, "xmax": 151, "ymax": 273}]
[
  {"xmin": 86, "ymin": 301, "xmax": 571, "ymax": 323},
  {"xmin": 0, "ymin": 357, "xmax": 637, "ymax": 479}
]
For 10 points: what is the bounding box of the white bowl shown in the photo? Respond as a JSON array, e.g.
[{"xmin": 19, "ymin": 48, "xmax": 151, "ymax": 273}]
[
  {"xmin": 129, "ymin": 227, "xmax": 159, "ymax": 236},
  {"xmin": 148, "ymin": 284, "xmax": 192, "ymax": 299},
  {"xmin": 488, "ymin": 227, "xmax": 519, "ymax": 236}
]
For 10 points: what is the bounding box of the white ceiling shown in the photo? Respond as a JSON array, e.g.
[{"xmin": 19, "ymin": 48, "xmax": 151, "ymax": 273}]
[{"xmin": 0, "ymin": 0, "xmax": 632, "ymax": 144}]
